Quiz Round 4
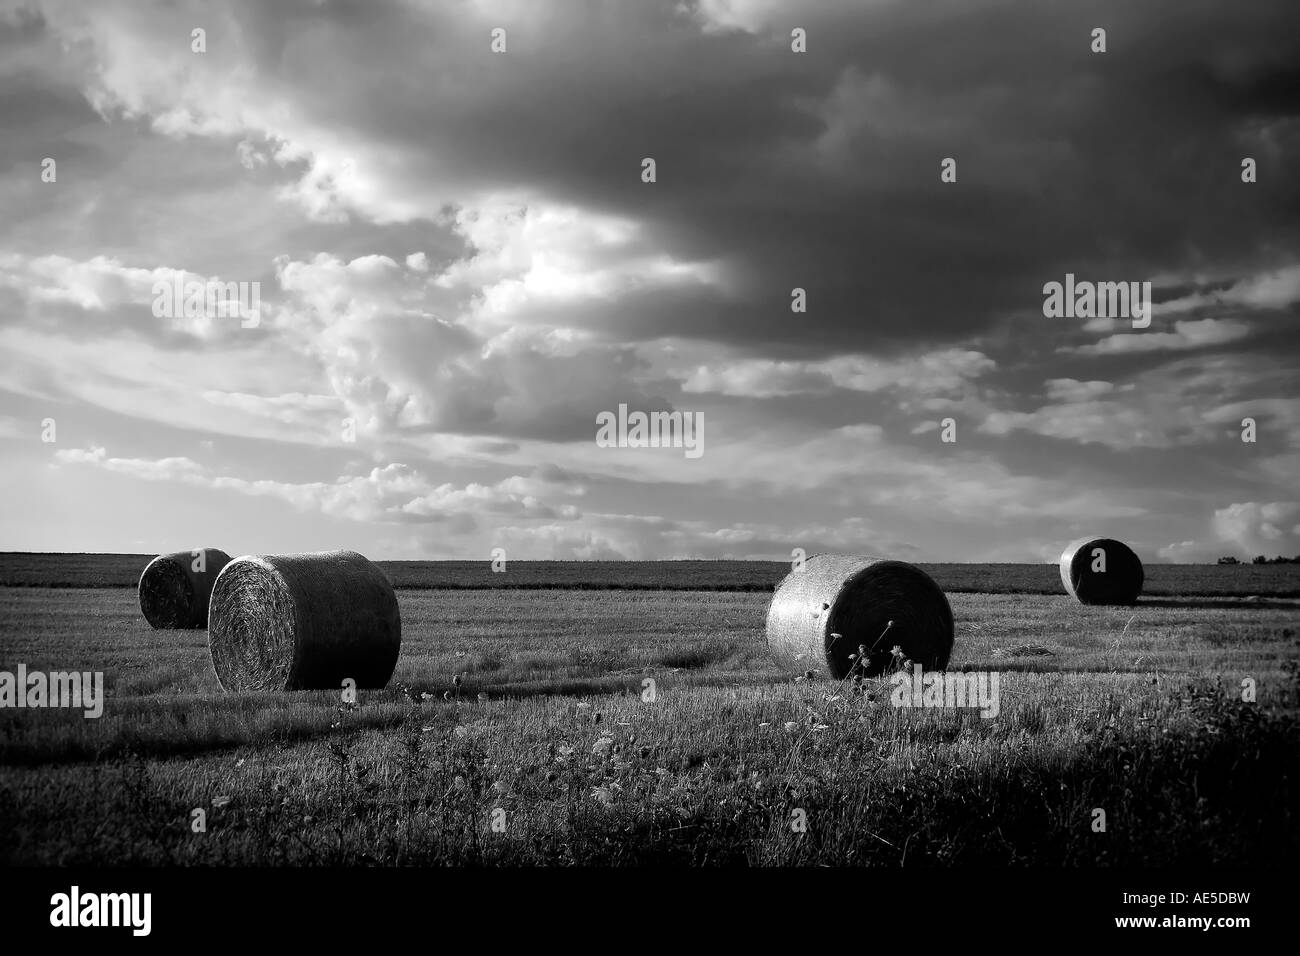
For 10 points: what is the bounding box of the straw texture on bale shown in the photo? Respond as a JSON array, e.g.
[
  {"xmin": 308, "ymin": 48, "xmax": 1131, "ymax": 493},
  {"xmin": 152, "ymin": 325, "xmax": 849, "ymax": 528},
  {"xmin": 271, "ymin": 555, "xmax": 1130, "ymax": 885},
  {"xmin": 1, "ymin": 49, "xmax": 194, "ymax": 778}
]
[
  {"xmin": 138, "ymin": 548, "xmax": 232, "ymax": 629},
  {"xmin": 208, "ymin": 550, "xmax": 401, "ymax": 692},
  {"xmin": 766, "ymin": 554, "xmax": 954, "ymax": 679},
  {"xmin": 1059, "ymin": 536, "xmax": 1144, "ymax": 605}
]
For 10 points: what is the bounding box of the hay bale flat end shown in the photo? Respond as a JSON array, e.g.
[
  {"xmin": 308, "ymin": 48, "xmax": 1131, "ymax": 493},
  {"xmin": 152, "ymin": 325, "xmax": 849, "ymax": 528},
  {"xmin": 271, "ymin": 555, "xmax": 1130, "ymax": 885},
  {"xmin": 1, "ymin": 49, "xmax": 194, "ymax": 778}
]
[
  {"xmin": 208, "ymin": 550, "xmax": 401, "ymax": 692},
  {"xmin": 1059, "ymin": 536, "xmax": 1144, "ymax": 605},
  {"xmin": 138, "ymin": 548, "xmax": 232, "ymax": 629}
]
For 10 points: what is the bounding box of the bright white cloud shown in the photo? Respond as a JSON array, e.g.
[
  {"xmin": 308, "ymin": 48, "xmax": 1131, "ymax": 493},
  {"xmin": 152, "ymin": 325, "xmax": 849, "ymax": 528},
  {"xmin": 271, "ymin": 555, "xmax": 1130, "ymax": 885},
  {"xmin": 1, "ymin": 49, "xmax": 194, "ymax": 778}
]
[
  {"xmin": 436, "ymin": 194, "xmax": 727, "ymax": 333},
  {"xmin": 684, "ymin": 0, "xmax": 791, "ymax": 34},
  {"xmin": 680, "ymin": 348, "xmax": 995, "ymax": 398},
  {"xmin": 53, "ymin": 445, "xmax": 204, "ymax": 482}
]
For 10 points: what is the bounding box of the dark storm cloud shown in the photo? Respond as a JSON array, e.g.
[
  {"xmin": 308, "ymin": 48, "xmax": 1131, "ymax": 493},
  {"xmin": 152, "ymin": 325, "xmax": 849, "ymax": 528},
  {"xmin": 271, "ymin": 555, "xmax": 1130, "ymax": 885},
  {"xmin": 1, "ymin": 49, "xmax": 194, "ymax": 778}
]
[
  {"xmin": 18, "ymin": 0, "xmax": 1297, "ymax": 359},
  {"xmin": 162, "ymin": 0, "xmax": 1296, "ymax": 357}
]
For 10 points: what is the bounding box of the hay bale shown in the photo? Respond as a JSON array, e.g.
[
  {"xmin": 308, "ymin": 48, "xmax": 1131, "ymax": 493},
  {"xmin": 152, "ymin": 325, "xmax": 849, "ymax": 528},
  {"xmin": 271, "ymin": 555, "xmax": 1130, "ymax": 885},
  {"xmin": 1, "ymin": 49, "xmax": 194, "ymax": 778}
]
[
  {"xmin": 138, "ymin": 548, "xmax": 232, "ymax": 629},
  {"xmin": 208, "ymin": 550, "xmax": 401, "ymax": 692},
  {"xmin": 766, "ymin": 554, "xmax": 954, "ymax": 679},
  {"xmin": 1059, "ymin": 536, "xmax": 1144, "ymax": 605}
]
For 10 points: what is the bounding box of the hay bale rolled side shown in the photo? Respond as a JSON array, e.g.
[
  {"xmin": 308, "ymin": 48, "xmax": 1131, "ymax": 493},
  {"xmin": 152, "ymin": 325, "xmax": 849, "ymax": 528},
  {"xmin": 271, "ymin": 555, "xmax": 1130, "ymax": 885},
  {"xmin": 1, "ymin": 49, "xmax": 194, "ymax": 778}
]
[
  {"xmin": 1059, "ymin": 536, "xmax": 1144, "ymax": 605},
  {"xmin": 766, "ymin": 554, "xmax": 954, "ymax": 679},
  {"xmin": 138, "ymin": 548, "xmax": 232, "ymax": 629},
  {"xmin": 208, "ymin": 550, "xmax": 401, "ymax": 692}
]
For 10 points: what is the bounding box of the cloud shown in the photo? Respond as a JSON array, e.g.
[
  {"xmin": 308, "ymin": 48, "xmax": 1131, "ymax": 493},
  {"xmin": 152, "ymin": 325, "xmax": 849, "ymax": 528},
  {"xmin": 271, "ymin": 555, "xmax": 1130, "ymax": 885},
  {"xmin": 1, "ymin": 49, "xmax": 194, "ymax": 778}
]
[
  {"xmin": 53, "ymin": 445, "xmax": 204, "ymax": 482},
  {"xmin": 0, "ymin": 253, "xmax": 256, "ymax": 341},
  {"xmin": 979, "ymin": 356, "xmax": 1297, "ymax": 450},
  {"xmin": 1159, "ymin": 264, "xmax": 1300, "ymax": 314},
  {"xmin": 1043, "ymin": 379, "xmax": 1124, "ymax": 403},
  {"xmin": 435, "ymin": 195, "xmax": 728, "ymax": 332},
  {"xmin": 981, "ymin": 400, "xmax": 1165, "ymax": 450},
  {"xmin": 399, "ymin": 481, "xmax": 579, "ymax": 522},
  {"xmin": 486, "ymin": 511, "xmax": 914, "ymax": 562},
  {"xmin": 269, "ymin": 250, "xmax": 681, "ymax": 443},
  {"xmin": 1202, "ymin": 397, "xmax": 1300, "ymax": 444},
  {"xmin": 680, "ymin": 348, "xmax": 995, "ymax": 398},
  {"xmin": 684, "ymin": 0, "xmax": 794, "ymax": 34},
  {"xmin": 201, "ymin": 391, "xmax": 342, "ymax": 428},
  {"xmin": 1156, "ymin": 540, "xmax": 1215, "ymax": 562},
  {"xmin": 1065, "ymin": 318, "xmax": 1251, "ymax": 356},
  {"xmin": 1212, "ymin": 501, "xmax": 1300, "ymax": 558},
  {"xmin": 683, "ymin": 417, "xmax": 1150, "ymax": 526},
  {"xmin": 53, "ymin": 445, "xmax": 587, "ymax": 527},
  {"xmin": 488, "ymin": 522, "xmax": 633, "ymax": 561}
]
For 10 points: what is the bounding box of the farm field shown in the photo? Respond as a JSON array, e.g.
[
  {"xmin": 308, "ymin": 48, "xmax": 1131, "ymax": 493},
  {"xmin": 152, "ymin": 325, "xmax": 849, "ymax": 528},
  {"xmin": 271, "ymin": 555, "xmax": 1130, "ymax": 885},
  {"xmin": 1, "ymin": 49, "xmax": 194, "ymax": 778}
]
[
  {"xmin": 2, "ymin": 565, "xmax": 1298, "ymax": 866},
  {"xmin": 4, "ymin": 552, "xmax": 1300, "ymax": 596}
]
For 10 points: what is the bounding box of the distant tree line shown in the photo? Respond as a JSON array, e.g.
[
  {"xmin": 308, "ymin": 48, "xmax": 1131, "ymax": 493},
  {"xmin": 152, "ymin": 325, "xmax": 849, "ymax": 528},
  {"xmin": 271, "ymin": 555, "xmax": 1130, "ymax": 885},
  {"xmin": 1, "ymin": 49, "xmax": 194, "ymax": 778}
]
[{"xmin": 1217, "ymin": 555, "xmax": 1300, "ymax": 565}]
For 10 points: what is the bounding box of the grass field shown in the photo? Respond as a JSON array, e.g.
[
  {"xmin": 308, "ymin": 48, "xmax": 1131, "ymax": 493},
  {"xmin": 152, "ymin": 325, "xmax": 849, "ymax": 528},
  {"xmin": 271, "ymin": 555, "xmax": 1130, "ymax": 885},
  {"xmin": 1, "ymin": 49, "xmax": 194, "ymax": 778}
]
[{"xmin": 2, "ymin": 557, "xmax": 1298, "ymax": 866}]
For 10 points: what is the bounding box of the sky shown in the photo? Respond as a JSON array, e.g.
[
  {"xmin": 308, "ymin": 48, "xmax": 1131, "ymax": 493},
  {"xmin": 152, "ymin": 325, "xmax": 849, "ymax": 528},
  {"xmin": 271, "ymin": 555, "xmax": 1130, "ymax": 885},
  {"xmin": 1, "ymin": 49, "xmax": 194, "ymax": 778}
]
[{"xmin": 1, "ymin": 0, "xmax": 1298, "ymax": 562}]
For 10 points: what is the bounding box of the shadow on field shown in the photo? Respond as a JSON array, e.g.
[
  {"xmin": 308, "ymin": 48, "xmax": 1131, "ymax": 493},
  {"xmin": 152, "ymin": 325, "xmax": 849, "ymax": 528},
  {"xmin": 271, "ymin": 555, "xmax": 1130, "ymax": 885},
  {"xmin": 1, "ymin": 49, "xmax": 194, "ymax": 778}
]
[
  {"xmin": 5, "ymin": 673, "xmax": 1296, "ymax": 866},
  {"xmin": 651, "ymin": 645, "xmax": 738, "ymax": 669}
]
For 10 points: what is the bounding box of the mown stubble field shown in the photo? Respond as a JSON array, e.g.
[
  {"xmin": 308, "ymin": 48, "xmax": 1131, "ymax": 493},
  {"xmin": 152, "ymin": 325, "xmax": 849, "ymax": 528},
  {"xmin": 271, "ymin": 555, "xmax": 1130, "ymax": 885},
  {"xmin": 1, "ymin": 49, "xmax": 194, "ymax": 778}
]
[{"xmin": 2, "ymin": 564, "xmax": 1298, "ymax": 866}]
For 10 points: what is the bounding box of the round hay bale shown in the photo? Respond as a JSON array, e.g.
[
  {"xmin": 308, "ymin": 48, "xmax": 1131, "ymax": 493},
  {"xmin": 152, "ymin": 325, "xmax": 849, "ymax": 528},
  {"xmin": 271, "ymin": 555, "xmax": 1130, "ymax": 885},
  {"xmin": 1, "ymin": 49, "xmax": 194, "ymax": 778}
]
[
  {"xmin": 208, "ymin": 550, "xmax": 401, "ymax": 692},
  {"xmin": 766, "ymin": 554, "xmax": 954, "ymax": 679},
  {"xmin": 1059, "ymin": 536, "xmax": 1144, "ymax": 605},
  {"xmin": 138, "ymin": 548, "xmax": 232, "ymax": 629}
]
